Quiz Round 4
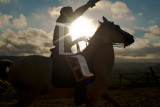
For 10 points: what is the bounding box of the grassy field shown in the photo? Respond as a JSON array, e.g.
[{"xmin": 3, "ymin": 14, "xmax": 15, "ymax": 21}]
[
  {"xmin": 0, "ymin": 72, "xmax": 160, "ymax": 107},
  {"xmin": 0, "ymin": 87, "xmax": 160, "ymax": 107}
]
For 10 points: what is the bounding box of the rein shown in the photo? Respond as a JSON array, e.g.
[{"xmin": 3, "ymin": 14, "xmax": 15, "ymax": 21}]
[
  {"xmin": 104, "ymin": 43, "xmax": 125, "ymax": 48},
  {"xmin": 89, "ymin": 42, "xmax": 125, "ymax": 48}
]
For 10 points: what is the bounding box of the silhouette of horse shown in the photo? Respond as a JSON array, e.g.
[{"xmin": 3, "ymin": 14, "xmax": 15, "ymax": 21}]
[{"xmin": 0, "ymin": 17, "xmax": 134, "ymax": 107}]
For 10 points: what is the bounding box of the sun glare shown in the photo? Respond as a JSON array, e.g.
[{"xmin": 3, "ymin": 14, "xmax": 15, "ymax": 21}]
[
  {"xmin": 69, "ymin": 16, "xmax": 96, "ymax": 53},
  {"xmin": 69, "ymin": 17, "xmax": 96, "ymax": 41}
]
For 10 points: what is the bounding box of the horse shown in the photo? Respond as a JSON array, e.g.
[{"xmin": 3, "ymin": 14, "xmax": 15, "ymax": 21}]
[{"xmin": 0, "ymin": 16, "xmax": 134, "ymax": 107}]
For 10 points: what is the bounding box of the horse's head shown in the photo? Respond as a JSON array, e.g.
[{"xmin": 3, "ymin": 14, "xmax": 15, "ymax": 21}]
[{"xmin": 98, "ymin": 16, "xmax": 134, "ymax": 47}]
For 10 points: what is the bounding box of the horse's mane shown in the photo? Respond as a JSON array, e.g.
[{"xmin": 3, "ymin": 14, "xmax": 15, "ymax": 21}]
[{"xmin": 80, "ymin": 22, "xmax": 102, "ymax": 64}]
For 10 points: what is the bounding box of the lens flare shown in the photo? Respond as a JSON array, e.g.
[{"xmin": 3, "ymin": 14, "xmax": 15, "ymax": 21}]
[{"xmin": 69, "ymin": 16, "xmax": 96, "ymax": 41}]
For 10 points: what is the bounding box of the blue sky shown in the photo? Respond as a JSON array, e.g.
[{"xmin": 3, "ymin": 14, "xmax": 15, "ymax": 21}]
[{"xmin": 0, "ymin": 0, "xmax": 160, "ymax": 62}]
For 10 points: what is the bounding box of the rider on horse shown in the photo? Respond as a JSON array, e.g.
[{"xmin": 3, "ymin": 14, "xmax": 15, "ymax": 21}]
[{"xmin": 51, "ymin": 0, "xmax": 100, "ymax": 106}]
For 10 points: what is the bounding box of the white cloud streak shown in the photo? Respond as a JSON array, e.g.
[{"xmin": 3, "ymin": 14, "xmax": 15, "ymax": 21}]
[
  {"xmin": 12, "ymin": 14, "xmax": 27, "ymax": 29},
  {"xmin": 48, "ymin": 6, "xmax": 62, "ymax": 19},
  {"xmin": 0, "ymin": 14, "xmax": 13, "ymax": 28},
  {"xmin": 0, "ymin": 28, "xmax": 53, "ymax": 56},
  {"xmin": 114, "ymin": 37, "xmax": 160, "ymax": 62},
  {"xmin": 138, "ymin": 13, "xmax": 143, "ymax": 16},
  {"xmin": 111, "ymin": 1, "xmax": 134, "ymax": 20},
  {"xmin": 144, "ymin": 25, "xmax": 160, "ymax": 39}
]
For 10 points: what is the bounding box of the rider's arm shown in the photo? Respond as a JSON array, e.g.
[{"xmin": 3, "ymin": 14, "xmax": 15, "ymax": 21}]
[
  {"xmin": 72, "ymin": 0, "xmax": 100, "ymax": 20},
  {"xmin": 72, "ymin": 4, "xmax": 90, "ymax": 20}
]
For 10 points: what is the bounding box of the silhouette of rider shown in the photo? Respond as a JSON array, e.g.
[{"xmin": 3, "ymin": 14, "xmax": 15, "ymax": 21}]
[
  {"xmin": 52, "ymin": 0, "xmax": 100, "ymax": 106},
  {"xmin": 53, "ymin": 0, "xmax": 100, "ymax": 53}
]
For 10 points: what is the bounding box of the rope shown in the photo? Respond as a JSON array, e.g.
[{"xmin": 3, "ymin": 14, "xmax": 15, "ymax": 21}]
[{"xmin": 65, "ymin": 56, "xmax": 90, "ymax": 82}]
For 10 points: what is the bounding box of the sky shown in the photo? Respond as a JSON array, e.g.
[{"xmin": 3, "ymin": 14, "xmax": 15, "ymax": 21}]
[{"xmin": 0, "ymin": 0, "xmax": 160, "ymax": 62}]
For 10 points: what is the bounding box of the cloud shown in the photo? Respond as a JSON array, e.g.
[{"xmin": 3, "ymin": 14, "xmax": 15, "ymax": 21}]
[
  {"xmin": 111, "ymin": 1, "xmax": 135, "ymax": 21},
  {"xmin": 138, "ymin": 13, "xmax": 143, "ymax": 16},
  {"xmin": 114, "ymin": 38, "xmax": 160, "ymax": 62},
  {"xmin": 58, "ymin": 0, "xmax": 86, "ymax": 8},
  {"xmin": 129, "ymin": 38, "xmax": 152, "ymax": 49},
  {"xmin": 0, "ymin": 28, "xmax": 53, "ymax": 56},
  {"xmin": 0, "ymin": 14, "xmax": 13, "ymax": 28},
  {"xmin": 144, "ymin": 25, "xmax": 160, "ymax": 39},
  {"xmin": 115, "ymin": 54, "xmax": 160, "ymax": 62},
  {"xmin": 48, "ymin": 6, "xmax": 62, "ymax": 19},
  {"xmin": 0, "ymin": 0, "xmax": 10, "ymax": 4},
  {"xmin": 83, "ymin": 0, "xmax": 135, "ymax": 24},
  {"xmin": 12, "ymin": 14, "xmax": 27, "ymax": 29},
  {"xmin": 154, "ymin": 41, "xmax": 160, "ymax": 46},
  {"xmin": 32, "ymin": 13, "xmax": 41, "ymax": 20},
  {"xmin": 0, "ymin": 13, "xmax": 27, "ymax": 29},
  {"xmin": 27, "ymin": 11, "xmax": 56, "ymax": 32},
  {"xmin": 148, "ymin": 20, "xmax": 156, "ymax": 25},
  {"xmin": 122, "ymin": 28, "xmax": 135, "ymax": 35}
]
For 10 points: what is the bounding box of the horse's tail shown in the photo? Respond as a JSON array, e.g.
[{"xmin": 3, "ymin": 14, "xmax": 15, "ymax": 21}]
[{"xmin": 0, "ymin": 59, "xmax": 12, "ymax": 81}]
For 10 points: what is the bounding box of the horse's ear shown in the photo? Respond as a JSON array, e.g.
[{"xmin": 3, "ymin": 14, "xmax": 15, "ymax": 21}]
[
  {"xmin": 98, "ymin": 20, "xmax": 103, "ymax": 24},
  {"xmin": 103, "ymin": 16, "xmax": 108, "ymax": 22}
]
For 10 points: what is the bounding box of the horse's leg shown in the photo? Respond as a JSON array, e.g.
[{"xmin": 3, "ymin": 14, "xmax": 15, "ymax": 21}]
[
  {"xmin": 15, "ymin": 93, "xmax": 40, "ymax": 107},
  {"xmin": 14, "ymin": 98, "xmax": 31, "ymax": 107},
  {"xmin": 85, "ymin": 84, "xmax": 108, "ymax": 107},
  {"xmin": 102, "ymin": 91, "xmax": 119, "ymax": 107},
  {"xmin": 85, "ymin": 99, "xmax": 97, "ymax": 107},
  {"xmin": 14, "ymin": 95, "xmax": 37, "ymax": 107},
  {"xmin": 14, "ymin": 87, "xmax": 41, "ymax": 107}
]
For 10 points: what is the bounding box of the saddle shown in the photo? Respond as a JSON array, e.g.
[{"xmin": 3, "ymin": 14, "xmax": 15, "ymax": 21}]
[{"xmin": 51, "ymin": 52, "xmax": 95, "ymax": 88}]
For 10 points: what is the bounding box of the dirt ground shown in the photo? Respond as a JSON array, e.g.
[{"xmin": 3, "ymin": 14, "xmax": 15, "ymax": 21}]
[{"xmin": 0, "ymin": 87, "xmax": 160, "ymax": 107}]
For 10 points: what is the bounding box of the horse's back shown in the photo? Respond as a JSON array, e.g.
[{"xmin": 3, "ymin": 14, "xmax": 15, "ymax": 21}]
[{"xmin": 9, "ymin": 55, "xmax": 52, "ymax": 89}]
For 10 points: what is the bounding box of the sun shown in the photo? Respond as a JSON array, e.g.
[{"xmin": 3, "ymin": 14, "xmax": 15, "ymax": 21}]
[
  {"xmin": 69, "ymin": 16, "xmax": 96, "ymax": 41},
  {"xmin": 69, "ymin": 16, "xmax": 96, "ymax": 53}
]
